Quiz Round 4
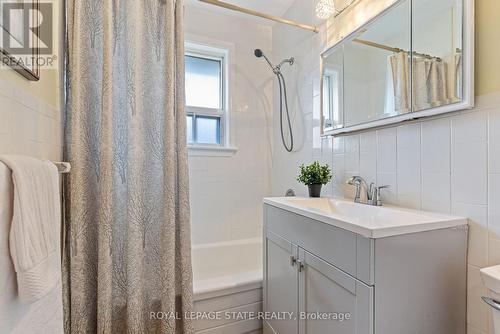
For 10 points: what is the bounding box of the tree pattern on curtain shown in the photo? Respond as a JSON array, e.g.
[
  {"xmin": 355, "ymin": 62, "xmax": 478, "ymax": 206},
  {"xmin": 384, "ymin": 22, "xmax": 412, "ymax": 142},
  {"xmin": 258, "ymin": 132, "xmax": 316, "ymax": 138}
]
[{"xmin": 63, "ymin": 1, "xmax": 194, "ymax": 333}]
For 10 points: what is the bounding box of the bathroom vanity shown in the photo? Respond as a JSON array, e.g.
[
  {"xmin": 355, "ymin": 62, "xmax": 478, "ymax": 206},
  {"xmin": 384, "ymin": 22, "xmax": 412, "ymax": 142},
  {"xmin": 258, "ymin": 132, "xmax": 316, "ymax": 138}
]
[{"xmin": 262, "ymin": 197, "xmax": 468, "ymax": 334}]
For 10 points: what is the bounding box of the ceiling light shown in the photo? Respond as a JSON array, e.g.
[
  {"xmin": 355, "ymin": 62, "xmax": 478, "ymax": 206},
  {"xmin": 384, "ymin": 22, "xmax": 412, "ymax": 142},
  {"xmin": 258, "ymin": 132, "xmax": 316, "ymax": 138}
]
[{"xmin": 315, "ymin": 0, "xmax": 336, "ymax": 19}]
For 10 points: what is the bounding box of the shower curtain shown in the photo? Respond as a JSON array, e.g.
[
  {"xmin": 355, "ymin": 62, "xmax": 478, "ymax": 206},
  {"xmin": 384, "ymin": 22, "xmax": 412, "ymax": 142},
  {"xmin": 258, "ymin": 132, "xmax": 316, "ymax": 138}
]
[
  {"xmin": 388, "ymin": 51, "xmax": 410, "ymax": 114},
  {"xmin": 412, "ymin": 56, "xmax": 449, "ymax": 110},
  {"xmin": 388, "ymin": 51, "xmax": 455, "ymax": 113},
  {"xmin": 63, "ymin": 1, "xmax": 193, "ymax": 333}
]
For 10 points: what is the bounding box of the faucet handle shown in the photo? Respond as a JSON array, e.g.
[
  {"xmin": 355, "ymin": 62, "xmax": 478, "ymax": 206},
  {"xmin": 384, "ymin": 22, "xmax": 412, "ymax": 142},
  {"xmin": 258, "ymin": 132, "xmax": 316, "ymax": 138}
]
[
  {"xmin": 373, "ymin": 185, "xmax": 390, "ymax": 206},
  {"xmin": 369, "ymin": 183, "xmax": 387, "ymax": 195}
]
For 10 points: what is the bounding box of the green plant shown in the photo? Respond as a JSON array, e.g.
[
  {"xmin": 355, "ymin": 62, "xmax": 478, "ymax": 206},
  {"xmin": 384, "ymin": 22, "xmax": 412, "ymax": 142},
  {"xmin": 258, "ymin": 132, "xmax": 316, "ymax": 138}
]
[{"xmin": 296, "ymin": 161, "xmax": 332, "ymax": 186}]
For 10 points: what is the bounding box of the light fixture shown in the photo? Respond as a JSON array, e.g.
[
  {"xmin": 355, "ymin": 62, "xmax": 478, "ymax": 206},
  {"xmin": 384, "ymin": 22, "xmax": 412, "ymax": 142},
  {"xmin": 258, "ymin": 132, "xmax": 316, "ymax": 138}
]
[{"xmin": 315, "ymin": 0, "xmax": 336, "ymax": 19}]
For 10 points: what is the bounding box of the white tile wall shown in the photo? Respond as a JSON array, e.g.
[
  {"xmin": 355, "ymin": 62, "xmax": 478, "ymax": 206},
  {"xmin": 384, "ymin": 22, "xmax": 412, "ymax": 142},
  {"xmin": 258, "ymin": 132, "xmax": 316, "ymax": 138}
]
[
  {"xmin": 489, "ymin": 110, "xmax": 500, "ymax": 174},
  {"xmin": 0, "ymin": 77, "xmax": 61, "ymax": 160},
  {"xmin": 359, "ymin": 132, "xmax": 377, "ymax": 186},
  {"xmin": 397, "ymin": 124, "xmax": 421, "ymax": 209},
  {"xmin": 271, "ymin": 0, "xmax": 500, "ymax": 332},
  {"xmin": 489, "ymin": 174, "xmax": 500, "ymax": 236},
  {"xmin": 451, "ymin": 112, "xmax": 488, "ymax": 206},
  {"xmin": 376, "ymin": 127, "xmax": 397, "ymax": 174},
  {"xmin": 185, "ymin": 5, "xmax": 273, "ymax": 246},
  {"xmin": 421, "ymin": 171, "xmax": 451, "ymax": 212},
  {"xmin": 421, "ymin": 118, "xmax": 451, "ymax": 173},
  {"xmin": 345, "ymin": 135, "xmax": 360, "ymax": 173}
]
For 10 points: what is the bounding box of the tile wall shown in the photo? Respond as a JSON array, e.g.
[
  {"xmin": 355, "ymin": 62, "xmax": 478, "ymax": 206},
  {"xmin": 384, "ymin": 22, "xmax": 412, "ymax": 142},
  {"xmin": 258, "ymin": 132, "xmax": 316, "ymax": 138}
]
[
  {"xmin": 0, "ymin": 76, "xmax": 62, "ymax": 161},
  {"xmin": 185, "ymin": 5, "xmax": 274, "ymax": 245}
]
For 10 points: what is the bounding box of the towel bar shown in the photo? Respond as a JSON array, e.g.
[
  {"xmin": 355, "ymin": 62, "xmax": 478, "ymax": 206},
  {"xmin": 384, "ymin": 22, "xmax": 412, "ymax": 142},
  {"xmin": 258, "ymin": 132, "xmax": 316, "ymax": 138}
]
[{"xmin": 53, "ymin": 162, "xmax": 71, "ymax": 174}]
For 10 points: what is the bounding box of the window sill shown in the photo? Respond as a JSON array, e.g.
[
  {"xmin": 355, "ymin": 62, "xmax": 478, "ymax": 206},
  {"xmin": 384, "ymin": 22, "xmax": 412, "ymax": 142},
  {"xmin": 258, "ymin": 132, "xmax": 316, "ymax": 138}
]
[{"xmin": 188, "ymin": 145, "xmax": 238, "ymax": 157}]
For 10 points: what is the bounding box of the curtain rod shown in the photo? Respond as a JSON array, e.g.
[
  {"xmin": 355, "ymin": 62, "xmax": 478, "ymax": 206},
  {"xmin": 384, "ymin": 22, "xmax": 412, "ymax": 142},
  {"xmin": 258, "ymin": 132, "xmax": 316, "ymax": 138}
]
[
  {"xmin": 198, "ymin": 0, "xmax": 319, "ymax": 33},
  {"xmin": 353, "ymin": 38, "xmax": 441, "ymax": 61}
]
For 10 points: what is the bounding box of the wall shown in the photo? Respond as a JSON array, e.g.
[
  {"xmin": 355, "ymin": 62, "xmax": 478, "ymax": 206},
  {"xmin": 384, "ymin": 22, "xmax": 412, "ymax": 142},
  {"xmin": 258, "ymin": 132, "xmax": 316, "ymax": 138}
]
[
  {"xmin": 185, "ymin": 5, "xmax": 273, "ymax": 246},
  {"xmin": 0, "ymin": 76, "xmax": 61, "ymax": 160},
  {"xmin": 271, "ymin": 0, "xmax": 500, "ymax": 333},
  {"xmin": 0, "ymin": 0, "xmax": 62, "ymax": 161},
  {"xmin": 271, "ymin": 1, "xmax": 329, "ymax": 197}
]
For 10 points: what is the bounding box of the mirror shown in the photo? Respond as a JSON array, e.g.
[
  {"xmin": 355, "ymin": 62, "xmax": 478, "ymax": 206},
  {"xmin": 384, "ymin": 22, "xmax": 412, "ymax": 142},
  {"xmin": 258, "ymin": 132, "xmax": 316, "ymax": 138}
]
[
  {"xmin": 343, "ymin": 0, "xmax": 410, "ymax": 127},
  {"xmin": 412, "ymin": 0, "xmax": 463, "ymax": 111},
  {"xmin": 322, "ymin": 46, "xmax": 343, "ymax": 132},
  {"xmin": 321, "ymin": 0, "xmax": 472, "ymax": 135}
]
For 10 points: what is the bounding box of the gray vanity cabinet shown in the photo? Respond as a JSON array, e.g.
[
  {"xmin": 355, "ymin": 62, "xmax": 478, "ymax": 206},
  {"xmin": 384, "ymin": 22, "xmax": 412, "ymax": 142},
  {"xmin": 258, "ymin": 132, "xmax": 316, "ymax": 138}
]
[
  {"xmin": 264, "ymin": 232, "xmax": 299, "ymax": 334},
  {"xmin": 263, "ymin": 228, "xmax": 373, "ymax": 334},
  {"xmin": 263, "ymin": 203, "xmax": 467, "ymax": 334},
  {"xmin": 297, "ymin": 249, "xmax": 373, "ymax": 334}
]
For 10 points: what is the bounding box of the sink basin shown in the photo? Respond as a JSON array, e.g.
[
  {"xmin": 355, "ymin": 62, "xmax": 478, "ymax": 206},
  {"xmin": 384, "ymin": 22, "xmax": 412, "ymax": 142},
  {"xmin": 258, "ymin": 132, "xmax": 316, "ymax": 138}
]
[{"xmin": 263, "ymin": 197, "xmax": 467, "ymax": 238}]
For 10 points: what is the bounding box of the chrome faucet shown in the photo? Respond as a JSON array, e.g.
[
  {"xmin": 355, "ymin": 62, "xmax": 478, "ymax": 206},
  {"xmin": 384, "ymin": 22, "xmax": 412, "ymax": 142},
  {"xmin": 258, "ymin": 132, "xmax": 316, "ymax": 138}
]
[
  {"xmin": 346, "ymin": 176, "xmax": 368, "ymax": 203},
  {"xmin": 346, "ymin": 176, "xmax": 389, "ymax": 206}
]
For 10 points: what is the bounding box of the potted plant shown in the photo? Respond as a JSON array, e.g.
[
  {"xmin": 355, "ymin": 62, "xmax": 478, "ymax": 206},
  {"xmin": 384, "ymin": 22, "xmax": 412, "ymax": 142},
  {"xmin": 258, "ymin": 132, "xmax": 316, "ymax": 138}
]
[{"xmin": 297, "ymin": 161, "xmax": 332, "ymax": 198}]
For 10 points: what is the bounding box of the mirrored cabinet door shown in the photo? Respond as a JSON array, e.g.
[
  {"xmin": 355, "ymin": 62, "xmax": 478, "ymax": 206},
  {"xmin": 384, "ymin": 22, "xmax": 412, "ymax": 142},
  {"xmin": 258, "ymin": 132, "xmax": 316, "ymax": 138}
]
[
  {"xmin": 343, "ymin": 0, "xmax": 410, "ymax": 127},
  {"xmin": 322, "ymin": 46, "xmax": 344, "ymax": 132},
  {"xmin": 412, "ymin": 0, "xmax": 463, "ymax": 112},
  {"xmin": 320, "ymin": 0, "xmax": 473, "ymax": 136}
]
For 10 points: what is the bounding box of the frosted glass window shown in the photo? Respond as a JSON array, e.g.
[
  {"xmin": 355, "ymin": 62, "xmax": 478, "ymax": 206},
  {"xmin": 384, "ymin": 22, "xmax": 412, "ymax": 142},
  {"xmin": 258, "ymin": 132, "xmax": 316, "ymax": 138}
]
[
  {"xmin": 196, "ymin": 116, "xmax": 220, "ymax": 145},
  {"xmin": 185, "ymin": 55, "xmax": 221, "ymax": 109}
]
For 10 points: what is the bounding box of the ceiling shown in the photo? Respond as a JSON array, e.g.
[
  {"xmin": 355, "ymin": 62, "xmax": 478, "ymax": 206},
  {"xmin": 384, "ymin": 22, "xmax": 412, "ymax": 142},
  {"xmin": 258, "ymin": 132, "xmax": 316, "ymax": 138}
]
[{"xmin": 185, "ymin": 0, "xmax": 297, "ymax": 24}]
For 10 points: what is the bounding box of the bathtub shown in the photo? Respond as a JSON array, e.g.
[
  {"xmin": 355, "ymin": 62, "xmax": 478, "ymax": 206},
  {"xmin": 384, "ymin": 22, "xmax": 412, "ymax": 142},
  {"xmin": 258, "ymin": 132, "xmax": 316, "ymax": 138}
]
[{"xmin": 192, "ymin": 238, "xmax": 263, "ymax": 334}]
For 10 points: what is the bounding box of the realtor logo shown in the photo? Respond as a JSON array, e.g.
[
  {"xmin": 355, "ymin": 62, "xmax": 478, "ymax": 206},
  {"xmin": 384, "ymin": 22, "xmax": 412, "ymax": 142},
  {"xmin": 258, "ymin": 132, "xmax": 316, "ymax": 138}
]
[
  {"xmin": 0, "ymin": 1, "xmax": 57, "ymax": 78},
  {"xmin": 2, "ymin": 1, "xmax": 53, "ymax": 55}
]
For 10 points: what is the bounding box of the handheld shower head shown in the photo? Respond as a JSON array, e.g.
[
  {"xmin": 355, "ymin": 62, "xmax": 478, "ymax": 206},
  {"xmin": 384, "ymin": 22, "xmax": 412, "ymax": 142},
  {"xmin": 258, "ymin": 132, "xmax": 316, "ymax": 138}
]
[
  {"xmin": 254, "ymin": 49, "xmax": 294, "ymax": 74},
  {"xmin": 254, "ymin": 48, "xmax": 295, "ymax": 152},
  {"xmin": 254, "ymin": 48, "xmax": 275, "ymax": 71}
]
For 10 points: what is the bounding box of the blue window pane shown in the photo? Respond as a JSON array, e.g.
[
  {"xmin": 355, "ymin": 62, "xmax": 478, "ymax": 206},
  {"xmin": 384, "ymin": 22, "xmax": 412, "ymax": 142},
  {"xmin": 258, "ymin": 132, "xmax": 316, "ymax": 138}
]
[
  {"xmin": 187, "ymin": 115, "xmax": 194, "ymax": 144},
  {"xmin": 196, "ymin": 116, "xmax": 220, "ymax": 144},
  {"xmin": 185, "ymin": 55, "xmax": 221, "ymax": 109}
]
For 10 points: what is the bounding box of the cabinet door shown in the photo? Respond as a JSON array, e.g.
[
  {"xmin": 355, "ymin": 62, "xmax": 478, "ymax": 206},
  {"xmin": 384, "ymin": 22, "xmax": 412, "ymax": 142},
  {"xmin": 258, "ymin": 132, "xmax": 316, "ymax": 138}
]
[
  {"xmin": 298, "ymin": 249, "xmax": 373, "ymax": 334},
  {"xmin": 264, "ymin": 231, "xmax": 299, "ymax": 334}
]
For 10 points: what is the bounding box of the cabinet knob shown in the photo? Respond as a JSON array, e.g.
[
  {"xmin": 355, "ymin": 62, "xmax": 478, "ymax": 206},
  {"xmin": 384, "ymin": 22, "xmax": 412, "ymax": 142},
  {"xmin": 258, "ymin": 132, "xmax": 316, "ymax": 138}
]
[{"xmin": 290, "ymin": 255, "xmax": 297, "ymax": 267}]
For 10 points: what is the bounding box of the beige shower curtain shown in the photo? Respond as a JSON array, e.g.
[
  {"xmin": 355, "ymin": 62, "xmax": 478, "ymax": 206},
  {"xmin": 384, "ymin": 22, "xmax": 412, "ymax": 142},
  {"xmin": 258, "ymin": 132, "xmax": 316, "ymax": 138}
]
[
  {"xmin": 389, "ymin": 51, "xmax": 457, "ymax": 113},
  {"xmin": 63, "ymin": 1, "xmax": 194, "ymax": 333},
  {"xmin": 412, "ymin": 56, "xmax": 449, "ymax": 110},
  {"xmin": 389, "ymin": 51, "xmax": 411, "ymax": 114}
]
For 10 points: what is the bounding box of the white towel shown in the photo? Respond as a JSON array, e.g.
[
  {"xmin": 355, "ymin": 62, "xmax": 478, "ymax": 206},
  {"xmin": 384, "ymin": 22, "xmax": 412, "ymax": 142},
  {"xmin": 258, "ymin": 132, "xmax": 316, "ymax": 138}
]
[{"xmin": 0, "ymin": 155, "xmax": 61, "ymax": 303}]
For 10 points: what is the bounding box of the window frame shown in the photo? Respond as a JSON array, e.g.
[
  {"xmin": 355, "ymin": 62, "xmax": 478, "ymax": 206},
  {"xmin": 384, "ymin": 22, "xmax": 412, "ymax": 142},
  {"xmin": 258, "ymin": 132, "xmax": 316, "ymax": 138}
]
[
  {"xmin": 185, "ymin": 42, "xmax": 229, "ymax": 148},
  {"xmin": 323, "ymin": 66, "xmax": 344, "ymax": 130}
]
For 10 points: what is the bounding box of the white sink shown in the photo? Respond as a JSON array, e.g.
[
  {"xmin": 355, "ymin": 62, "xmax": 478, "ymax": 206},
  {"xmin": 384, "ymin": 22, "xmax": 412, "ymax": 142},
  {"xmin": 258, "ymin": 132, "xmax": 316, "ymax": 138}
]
[{"xmin": 263, "ymin": 197, "xmax": 467, "ymax": 238}]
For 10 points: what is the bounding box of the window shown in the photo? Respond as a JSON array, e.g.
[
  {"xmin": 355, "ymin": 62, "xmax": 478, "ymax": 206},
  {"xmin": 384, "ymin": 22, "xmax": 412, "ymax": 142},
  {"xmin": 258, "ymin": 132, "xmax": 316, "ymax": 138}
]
[
  {"xmin": 323, "ymin": 68, "xmax": 343, "ymax": 130},
  {"xmin": 185, "ymin": 43, "xmax": 227, "ymax": 147}
]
